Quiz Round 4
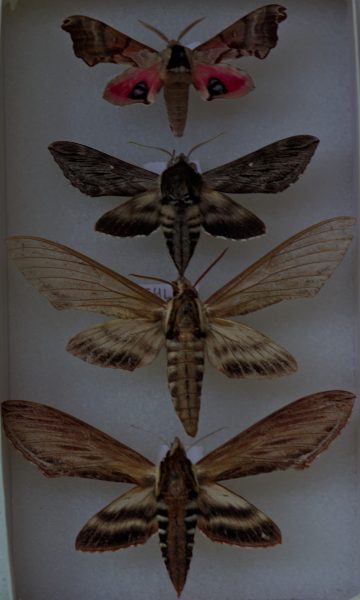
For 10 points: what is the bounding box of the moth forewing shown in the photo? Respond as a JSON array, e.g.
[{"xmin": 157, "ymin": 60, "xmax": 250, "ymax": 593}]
[
  {"xmin": 202, "ymin": 135, "xmax": 319, "ymax": 193},
  {"xmin": 48, "ymin": 141, "xmax": 159, "ymax": 196},
  {"xmin": 195, "ymin": 390, "xmax": 355, "ymax": 484},
  {"xmin": 1, "ymin": 400, "xmax": 156, "ymax": 484},
  {"xmin": 204, "ymin": 217, "xmax": 356, "ymax": 318}
]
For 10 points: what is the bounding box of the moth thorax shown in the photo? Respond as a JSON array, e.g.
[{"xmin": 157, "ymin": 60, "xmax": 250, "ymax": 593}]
[
  {"xmin": 157, "ymin": 438, "xmax": 198, "ymax": 499},
  {"xmin": 161, "ymin": 160, "xmax": 202, "ymax": 205},
  {"xmin": 167, "ymin": 43, "xmax": 191, "ymax": 71}
]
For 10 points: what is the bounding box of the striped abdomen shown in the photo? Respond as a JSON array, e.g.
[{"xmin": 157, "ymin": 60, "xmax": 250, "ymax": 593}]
[
  {"xmin": 157, "ymin": 499, "xmax": 198, "ymax": 596},
  {"xmin": 160, "ymin": 203, "xmax": 201, "ymax": 275},
  {"xmin": 166, "ymin": 334, "xmax": 204, "ymax": 437},
  {"xmin": 164, "ymin": 72, "xmax": 191, "ymax": 137}
]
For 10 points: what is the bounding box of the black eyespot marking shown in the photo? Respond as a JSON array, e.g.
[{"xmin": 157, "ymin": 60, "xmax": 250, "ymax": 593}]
[
  {"xmin": 207, "ymin": 77, "xmax": 227, "ymax": 98},
  {"xmin": 129, "ymin": 81, "xmax": 148, "ymax": 101}
]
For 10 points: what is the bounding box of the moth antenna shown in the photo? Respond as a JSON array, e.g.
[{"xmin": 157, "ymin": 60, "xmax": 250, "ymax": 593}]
[
  {"xmin": 128, "ymin": 141, "xmax": 172, "ymax": 158},
  {"xmin": 138, "ymin": 20, "xmax": 169, "ymax": 43},
  {"xmin": 130, "ymin": 425, "xmax": 169, "ymax": 448},
  {"xmin": 187, "ymin": 132, "xmax": 225, "ymax": 159},
  {"xmin": 186, "ymin": 427, "xmax": 228, "ymax": 451},
  {"xmin": 193, "ymin": 248, "xmax": 229, "ymax": 288},
  {"xmin": 130, "ymin": 272, "xmax": 175, "ymax": 288},
  {"xmin": 177, "ymin": 17, "xmax": 205, "ymax": 42}
]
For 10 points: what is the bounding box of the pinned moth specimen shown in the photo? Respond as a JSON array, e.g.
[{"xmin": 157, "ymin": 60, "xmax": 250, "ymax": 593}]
[
  {"xmin": 2, "ymin": 391, "xmax": 354, "ymax": 596},
  {"xmin": 7, "ymin": 217, "xmax": 355, "ymax": 437},
  {"xmin": 49, "ymin": 134, "xmax": 319, "ymax": 276},
  {"xmin": 62, "ymin": 5, "xmax": 287, "ymax": 136}
]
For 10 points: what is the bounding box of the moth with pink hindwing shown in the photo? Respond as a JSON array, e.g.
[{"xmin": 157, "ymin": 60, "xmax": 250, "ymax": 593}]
[
  {"xmin": 62, "ymin": 5, "xmax": 287, "ymax": 136},
  {"xmin": 49, "ymin": 134, "xmax": 319, "ymax": 276},
  {"xmin": 2, "ymin": 392, "xmax": 355, "ymax": 596},
  {"xmin": 7, "ymin": 217, "xmax": 355, "ymax": 437}
]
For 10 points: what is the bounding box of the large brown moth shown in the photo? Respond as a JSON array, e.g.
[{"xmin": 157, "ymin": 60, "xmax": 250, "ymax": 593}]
[
  {"xmin": 49, "ymin": 135, "xmax": 319, "ymax": 276},
  {"xmin": 2, "ymin": 392, "xmax": 354, "ymax": 596},
  {"xmin": 62, "ymin": 5, "xmax": 287, "ymax": 136},
  {"xmin": 7, "ymin": 217, "xmax": 355, "ymax": 437}
]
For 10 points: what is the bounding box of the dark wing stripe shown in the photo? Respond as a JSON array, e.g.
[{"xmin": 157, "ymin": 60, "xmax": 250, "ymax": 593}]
[
  {"xmin": 76, "ymin": 486, "xmax": 158, "ymax": 551},
  {"xmin": 197, "ymin": 484, "xmax": 281, "ymax": 547},
  {"xmin": 67, "ymin": 318, "xmax": 164, "ymax": 370}
]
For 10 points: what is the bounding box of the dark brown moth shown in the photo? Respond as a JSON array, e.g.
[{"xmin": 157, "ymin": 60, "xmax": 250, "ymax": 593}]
[
  {"xmin": 2, "ymin": 392, "xmax": 354, "ymax": 596},
  {"xmin": 62, "ymin": 5, "xmax": 287, "ymax": 136},
  {"xmin": 49, "ymin": 135, "xmax": 319, "ymax": 275},
  {"xmin": 7, "ymin": 217, "xmax": 355, "ymax": 437}
]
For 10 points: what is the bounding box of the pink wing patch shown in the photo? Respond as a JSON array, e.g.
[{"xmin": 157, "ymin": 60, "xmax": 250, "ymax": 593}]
[
  {"xmin": 104, "ymin": 64, "xmax": 164, "ymax": 106},
  {"xmin": 192, "ymin": 64, "xmax": 254, "ymax": 101}
]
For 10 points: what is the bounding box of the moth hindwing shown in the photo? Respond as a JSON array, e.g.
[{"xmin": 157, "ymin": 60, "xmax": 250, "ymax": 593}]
[
  {"xmin": 2, "ymin": 391, "xmax": 354, "ymax": 595},
  {"xmin": 49, "ymin": 135, "xmax": 319, "ymax": 276},
  {"xmin": 62, "ymin": 6, "xmax": 286, "ymax": 136},
  {"xmin": 7, "ymin": 217, "xmax": 355, "ymax": 437}
]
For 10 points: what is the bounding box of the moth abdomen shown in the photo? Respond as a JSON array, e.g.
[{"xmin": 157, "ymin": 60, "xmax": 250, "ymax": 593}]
[
  {"xmin": 160, "ymin": 203, "xmax": 201, "ymax": 275},
  {"xmin": 156, "ymin": 499, "xmax": 198, "ymax": 595},
  {"xmin": 166, "ymin": 335, "xmax": 204, "ymax": 436},
  {"xmin": 163, "ymin": 73, "xmax": 192, "ymax": 137}
]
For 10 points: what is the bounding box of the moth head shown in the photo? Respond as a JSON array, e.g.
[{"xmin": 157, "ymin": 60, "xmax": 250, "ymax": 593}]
[
  {"xmin": 166, "ymin": 150, "xmax": 182, "ymax": 167},
  {"xmin": 171, "ymin": 277, "xmax": 198, "ymax": 298},
  {"xmin": 168, "ymin": 436, "xmax": 187, "ymax": 457}
]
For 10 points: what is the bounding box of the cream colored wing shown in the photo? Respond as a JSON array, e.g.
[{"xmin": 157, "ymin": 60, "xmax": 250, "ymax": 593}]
[
  {"xmin": 7, "ymin": 236, "xmax": 164, "ymax": 318},
  {"xmin": 2, "ymin": 400, "xmax": 155, "ymax": 485},
  {"xmin": 197, "ymin": 483, "xmax": 281, "ymax": 546},
  {"xmin": 205, "ymin": 217, "xmax": 355, "ymax": 318},
  {"xmin": 195, "ymin": 391, "xmax": 354, "ymax": 483},
  {"xmin": 67, "ymin": 318, "xmax": 165, "ymax": 370},
  {"xmin": 206, "ymin": 317, "xmax": 297, "ymax": 378}
]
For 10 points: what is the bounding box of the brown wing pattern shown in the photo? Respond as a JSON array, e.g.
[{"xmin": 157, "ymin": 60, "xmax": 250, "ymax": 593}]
[
  {"xmin": 200, "ymin": 186, "xmax": 265, "ymax": 239},
  {"xmin": 62, "ymin": 15, "xmax": 159, "ymax": 67},
  {"xmin": 196, "ymin": 391, "xmax": 355, "ymax": 483},
  {"xmin": 203, "ymin": 136, "xmax": 319, "ymax": 194},
  {"xmin": 205, "ymin": 217, "xmax": 355, "ymax": 318},
  {"xmin": 197, "ymin": 483, "xmax": 281, "ymax": 546},
  {"xmin": 49, "ymin": 142, "xmax": 159, "ymax": 197},
  {"xmin": 1, "ymin": 400, "xmax": 155, "ymax": 484},
  {"xmin": 193, "ymin": 5, "xmax": 287, "ymax": 64},
  {"xmin": 76, "ymin": 486, "xmax": 158, "ymax": 551},
  {"xmin": 95, "ymin": 190, "xmax": 161, "ymax": 237},
  {"xmin": 7, "ymin": 236, "xmax": 165, "ymax": 318},
  {"xmin": 206, "ymin": 318, "xmax": 297, "ymax": 378},
  {"xmin": 67, "ymin": 318, "xmax": 164, "ymax": 370}
]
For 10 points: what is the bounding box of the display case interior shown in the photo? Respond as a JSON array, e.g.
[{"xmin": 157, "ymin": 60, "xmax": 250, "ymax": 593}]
[{"xmin": 1, "ymin": 0, "xmax": 359, "ymax": 599}]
